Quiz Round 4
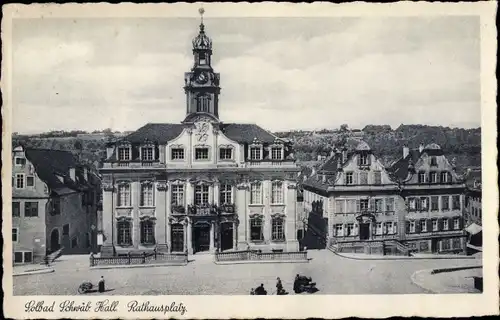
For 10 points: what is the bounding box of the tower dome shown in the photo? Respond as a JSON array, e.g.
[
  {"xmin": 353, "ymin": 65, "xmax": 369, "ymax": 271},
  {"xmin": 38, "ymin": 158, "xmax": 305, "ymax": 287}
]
[{"xmin": 192, "ymin": 23, "xmax": 212, "ymax": 50}]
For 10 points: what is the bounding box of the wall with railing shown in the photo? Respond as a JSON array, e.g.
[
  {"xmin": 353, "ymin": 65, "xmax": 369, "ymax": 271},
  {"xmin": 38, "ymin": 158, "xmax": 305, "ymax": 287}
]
[
  {"xmin": 214, "ymin": 250, "xmax": 307, "ymax": 262},
  {"xmin": 89, "ymin": 252, "xmax": 188, "ymax": 267}
]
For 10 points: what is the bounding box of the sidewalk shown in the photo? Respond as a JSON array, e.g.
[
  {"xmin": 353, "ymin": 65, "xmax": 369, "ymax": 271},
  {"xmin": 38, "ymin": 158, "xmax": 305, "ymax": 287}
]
[
  {"xmin": 332, "ymin": 251, "xmax": 478, "ymax": 261},
  {"xmin": 13, "ymin": 264, "xmax": 55, "ymax": 277},
  {"xmin": 411, "ymin": 266, "xmax": 482, "ymax": 293}
]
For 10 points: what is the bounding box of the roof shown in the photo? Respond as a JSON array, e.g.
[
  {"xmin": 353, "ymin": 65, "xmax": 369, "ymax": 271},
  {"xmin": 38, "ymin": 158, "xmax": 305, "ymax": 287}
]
[
  {"xmin": 465, "ymin": 223, "xmax": 482, "ymax": 235},
  {"xmin": 24, "ymin": 148, "xmax": 92, "ymax": 194},
  {"xmin": 355, "ymin": 141, "xmax": 371, "ymax": 151},
  {"xmin": 120, "ymin": 122, "xmax": 279, "ymax": 145},
  {"xmin": 465, "ymin": 168, "xmax": 482, "ymax": 190},
  {"xmin": 424, "ymin": 143, "xmax": 442, "ymax": 150},
  {"xmin": 387, "ymin": 149, "xmax": 421, "ymax": 180}
]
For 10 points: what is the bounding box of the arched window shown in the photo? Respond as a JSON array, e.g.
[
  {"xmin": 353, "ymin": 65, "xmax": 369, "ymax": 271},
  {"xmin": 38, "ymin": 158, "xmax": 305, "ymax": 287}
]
[
  {"xmin": 140, "ymin": 220, "xmax": 155, "ymax": 245},
  {"xmin": 117, "ymin": 220, "xmax": 132, "ymax": 246},
  {"xmin": 197, "ymin": 96, "xmax": 210, "ymax": 112}
]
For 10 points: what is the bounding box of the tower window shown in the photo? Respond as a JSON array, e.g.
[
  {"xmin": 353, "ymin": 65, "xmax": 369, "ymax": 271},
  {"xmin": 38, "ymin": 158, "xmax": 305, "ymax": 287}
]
[
  {"xmin": 199, "ymin": 52, "xmax": 207, "ymax": 65},
  {"xmin": 197, "ymin": 96, "xmax": 210, "ymax": 113}
]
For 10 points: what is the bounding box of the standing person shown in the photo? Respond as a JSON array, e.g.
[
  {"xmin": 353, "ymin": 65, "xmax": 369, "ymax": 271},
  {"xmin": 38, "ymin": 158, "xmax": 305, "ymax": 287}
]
[
  {"xmin": 276, "ymin": 277, "xmax": 283, "ymax": 294},
  {"xmin": 43, "ymin": 254, "xmax": 50, "ymax": 267},
  {"xmin": 98, "ymin": 276, "xmax": 105, "ymax": 293}
]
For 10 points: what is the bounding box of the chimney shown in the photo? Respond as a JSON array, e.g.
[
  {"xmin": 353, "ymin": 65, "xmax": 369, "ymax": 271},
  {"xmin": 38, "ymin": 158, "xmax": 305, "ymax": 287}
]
[
  {"xmin": 403, "ymin": 145, "xmax": 409, "ymax": 159},
  {"xmin": 419, "ymin": 144, "xmax": 424, "ymax": 153},
  {"xmin": 69, "ymin": 168, "xmax": 76, "ymax": 181}
]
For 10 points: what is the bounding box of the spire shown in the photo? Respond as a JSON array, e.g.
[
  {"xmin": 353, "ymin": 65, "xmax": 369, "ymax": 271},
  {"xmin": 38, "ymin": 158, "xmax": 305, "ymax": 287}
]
[
  {"xmin": 199, "ymin": 7, "xmax": 205, "ymax": 28},
  {"xmin": 193, "ymin": 7, "xmax": 211, "ymax": 50}
]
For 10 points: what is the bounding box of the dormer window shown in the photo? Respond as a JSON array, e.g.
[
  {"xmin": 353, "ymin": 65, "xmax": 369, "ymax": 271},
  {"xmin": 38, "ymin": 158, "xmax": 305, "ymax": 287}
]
[
  {"xmin": 358, "ymin": 153, "xmax": 370, "ymax": 167},
  {"xmin": 195, "ymin": 147, "xmax": 209, "ymax": 160},
  {"xmin": 171, "ymin": 147, "xmax": 185, "ymax": 160},
  {"xmin": 219, "ymin": 147, "xmax": 233, "ymax": 160},
  {"xmin": 118, "ymin": 146, "xmax": 131, "ymax": 161},
  {"xmin": 430, "ymin": 156, "xmax": 437, "ymax": 167},
  {"xmin": 15, "ymin": 157, "xmax": 26, "ymax": 166},
  {"xmin": 140, "ymin": 146, "xmax": 154, "ymax": 161},
  {"xmin": 440, "ymin": 171, "xmax": 450, "ymax": 183},
  {"xmin": 271, "ymin": 147, "xmax": 283, "ymax": 160},
  {"xmin": 249, "ymin": 146, "xmax": 262, "ymax": 161}
]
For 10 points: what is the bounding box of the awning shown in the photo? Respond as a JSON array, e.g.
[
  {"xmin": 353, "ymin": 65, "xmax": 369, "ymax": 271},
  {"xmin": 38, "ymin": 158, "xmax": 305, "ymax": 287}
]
[{"xmin": 465, "ymin": 223, "xmax": 482, "ymax": 235}]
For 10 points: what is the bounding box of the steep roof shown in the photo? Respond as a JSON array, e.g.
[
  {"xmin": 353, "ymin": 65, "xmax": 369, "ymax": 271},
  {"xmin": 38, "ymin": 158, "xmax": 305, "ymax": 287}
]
[
  {"xmin": 120, "ymin": 122, "xmax": 279, "ymax": 145},
  {"xmin": 24, "ymin": 148, "xmax": 91, "ymax": 194},
  {"xmin": 465, "ymin": 168, "xmax": 481, "ymax": 191},
  {"xmin": 387, "ymin": 149, "xmax": 421, "ymax": 180}
]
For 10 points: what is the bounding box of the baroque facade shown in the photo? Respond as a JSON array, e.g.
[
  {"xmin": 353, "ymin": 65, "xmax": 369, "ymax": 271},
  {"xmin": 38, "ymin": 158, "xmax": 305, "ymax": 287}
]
[
  {"xmin": 12, "ymin": 146, "xmax": 100, "ymax": 264},
  {"xmin": 99, "ymin": 20, "xmax": 300, "ymax": 257},
  {"xmin": 302, "ymin": 142, "xmax": 467, "ymax": 254}
]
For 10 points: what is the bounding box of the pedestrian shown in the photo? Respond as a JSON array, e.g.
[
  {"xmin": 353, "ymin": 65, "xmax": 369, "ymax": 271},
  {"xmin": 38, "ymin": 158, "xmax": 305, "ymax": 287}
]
[
  {"xmin": 43, "ymin": 255, "xmax": 50, "ymax": 267},
  {"xmin": 276, "ymin": 277, "xmax": 283, "ymax": 293},
  {"xmin": 98, "ymin": 276, "xmax": 105, "ymax": 293}
]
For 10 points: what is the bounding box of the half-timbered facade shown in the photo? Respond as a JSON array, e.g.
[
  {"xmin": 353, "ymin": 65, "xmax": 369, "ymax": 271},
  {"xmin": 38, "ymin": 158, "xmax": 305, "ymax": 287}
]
[{"xmin": 99, "ymin": 19, "xmax": 300, "ymax": 257}]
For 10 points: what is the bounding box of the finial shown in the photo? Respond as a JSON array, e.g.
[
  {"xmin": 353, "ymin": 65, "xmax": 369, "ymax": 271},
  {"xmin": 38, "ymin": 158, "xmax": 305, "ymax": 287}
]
[{"xmin": 198, "ymin": 7, "xmax": 205, "ymax": 29}]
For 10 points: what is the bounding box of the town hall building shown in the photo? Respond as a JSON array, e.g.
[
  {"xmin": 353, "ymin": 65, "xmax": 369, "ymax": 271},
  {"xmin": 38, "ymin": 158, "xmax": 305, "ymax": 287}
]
[{"xmin": 99, "ymin": 17, "xmax": 300, "ymax": 257}]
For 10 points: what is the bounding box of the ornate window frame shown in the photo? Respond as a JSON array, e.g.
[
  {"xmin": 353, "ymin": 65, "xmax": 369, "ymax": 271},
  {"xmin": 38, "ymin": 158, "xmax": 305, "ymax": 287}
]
[
  {"xmin": 170, "ymin": 180, "xmax": 186, "ymax": 207},
  {"xmin": 116, "ymin": 216, "xmax": 133, "ymax": 247},
  {"xmin": 249, "ymin": 180, "xmax": 263, "ymax": 205},
  {"xmin": 116, "ymin": 141, "xmax": 132, "ymax": 162},
  {"xmin": 270, "ymin": 213, "xmax": 286, "ymax": 242},
  {"xmin": 269, "ymin": 141, "xmax": 284, "ymax": 161},
  {"xmin": 139, "ymin": 142, "xmax": 155, "ymax": 162},
  {"xmin": 139, "ymin": 216, "xmax": 156, "ymax": 245},
  {"xmin": 194, "ymin": 144, "xmax": 211, "ymax": 162},
  {"xmin": 116, "ymin": 181, "xmax": 132, "ymax": 208},
  {"xmin": 248, "ymin": 140, "xmax": 263, "ymax": 161},
  {"xmin": 218, "ymin": 144, "xmax": 234, "ymax": 161},
  {"xmin": 139, "ymin": 180, "xmax": 155, "ymax": 208},
  {"xmin": 270, "ymin": 180, "xmax": 285, "ymax": 205},
  {"xmin": 170, "ymin": 144, "xmax": 186, "ymax": 161},
  {"xmin": 249, "ymin": 213, "xmax": 264, "ymax": 242}
]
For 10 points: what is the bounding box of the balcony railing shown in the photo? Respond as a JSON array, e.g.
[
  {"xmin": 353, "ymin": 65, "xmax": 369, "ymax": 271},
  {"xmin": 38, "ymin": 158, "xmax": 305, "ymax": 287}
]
[
  {"xmin": 218, "ymin": 203, "xmax": 235, "ymax": 214},
  {"xmin": 103, "ymin": 161, "xmax": 165, "ymax": 169},
  {"xmin": 171, "ymin": 205, "xmax": 186, "ymax": 215},
  {"xmin": 188, "ymin": 203, "xmax": 218, "ymax": 216}
]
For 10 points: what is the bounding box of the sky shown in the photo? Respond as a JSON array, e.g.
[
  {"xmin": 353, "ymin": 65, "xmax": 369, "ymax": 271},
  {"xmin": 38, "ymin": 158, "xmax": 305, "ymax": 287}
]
[{"xmin": 11, "ymin": 16, "xmax": 481, "ymax": 134}]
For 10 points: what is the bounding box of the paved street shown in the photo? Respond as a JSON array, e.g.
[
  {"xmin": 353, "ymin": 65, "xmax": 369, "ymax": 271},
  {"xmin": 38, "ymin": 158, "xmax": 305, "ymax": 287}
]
[{"xmin": 13, "ymin": 250, "xmax": 480, "ymax": 295}]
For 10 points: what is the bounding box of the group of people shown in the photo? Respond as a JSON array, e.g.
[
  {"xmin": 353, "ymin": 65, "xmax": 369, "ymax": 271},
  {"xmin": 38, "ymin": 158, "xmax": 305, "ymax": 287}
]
[{"xmin": 251, "ymin": 275, "xmax": 312, "ymax": 295}]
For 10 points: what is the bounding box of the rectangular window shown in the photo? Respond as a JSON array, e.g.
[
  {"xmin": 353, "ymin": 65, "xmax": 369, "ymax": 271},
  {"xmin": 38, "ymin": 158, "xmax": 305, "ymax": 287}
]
[
  {"xmin": 443, "ymin": 219, "xmax": 449, "ymax": 230},
  {"xmin": 360, "ymin": 199, "xmax": 369, "ymax": 212},
  {"xmin": 373, "ymin": 171, "xmax": 382, "ymax": 185},
  {"xmin": 63, "ymin": 224, "xmax": 69, "ymax": 235},
  {"xmin": 24, "ymin": 202, "xmax": 38, "ymax": 217},
  {"xmin": 24, "ymin": 252, "xmax": 33, "ymax": 263},
  {"xmin": 271, "ymin": 147, "xmax": 283, "ymax": 160},
  {"xmin": 430, "ymin": 172, "xmax": 438, "ymax": 183},
  {"xmin": 12, "ymin": 228, "xmax": 19, "ymax": 242},
  {"xmin": 171, "ymin": 148, "xmax": 185, "ymax": 160},
  {"xmin": 385, "ymin": 198, "xmax": 394, "ymax": 212},
  {"xmin": 346, "ymin": 223, "xmax": 354, "ymax": 236},
  {"xmin": 359, "ymin": 154, "xmax": 369, "ymax": 166},
  {"xmin": 375, "ymin": 222, "xmax": 383, "ymax": 235},
  {"xmin": 345, "ymin": 172, "xmax": 354, "ymax": 185},
  {"xmin": 452, "ymin": 238, "xmax": 462, "ymax": 249},
  {"xmin": 219, "ymin": 184, "xmax": 232, "ymax": 204},
  {"xmin": 375, "ymin": 199, "xmax": 383, "ymax": 212},
  {"xmin": 271, "ymin": 218, "xmax": 285, "ymax": 241},
  {"xmin": 452, "ymin": 195, "xmax": 461, "ymax": 210},
  {"xmin": 453, "ymin": 218, "xmax": 460, "ymax": 230},
  {"xmin": 171, "ymin": 185, "xmax": 185, "ymax": 206},
  {"xmin": 420, "ymin": 197, "xmax": 429, "ymax": 211},
  {"xmin": 14, "ymin": 252, "xmax": 23, "ymax": 263},
  {"xmin": 250, "ymin": 183, "xmax": 262, "ymax": 204},
  {"xmin": 118, "ymin": 147, "xmax": 131, "ymax": 161},
  {"xmin": 359, "ymin": 172, "xmax": 368, "ymax": 185},
  {"xmin": 432, "ymin": 220, "xmax": 438, "ymax": 231},
  {"xmin": 141, "ymin": 147, "xmax": 154, "ymax": 161},
  {"xmin": 117, "ymin": 184, "xmax": 131, "ymax": 207},
  {"xmin": 440, "ymin": 171, "xmax": 450, "ymax": 183},
  {"xmin": 385, "ymin": 222, "xmax": 393, "ymax": 234},
  {"xmin": 335, "ymin": 224, "xmax": 343, "ymax": 237},
  {"xmin": 271, "ymin": 181, "xmax": 284, "ymax": 204},
  {"xmin": 219, "ymin": 148, "xmax": 233, "ymax": 160},
  {"xmin": 26, "ymin": 176, "xmax": 35, "ymax": 187},
  {"xmin": 421, "ymin": 220, "xmax": 427, "ymax": 232},
  {"xmin": 418, "ymin": 171, "xmax": 426, "ymax": 183},
  {"xmin": 52, "ymin": 197, "xmax": 61, "ymax": 215},
  {"xmin": 430, "ymin": 196, "xmax": 439, "ymax": 211},
  {"xmin": 195, "ymin": 148, "xmax": 209, "ymax": 160},
  {"xmin": 140, "ymin": 183, "xmax": 154, "ymax": 207},
  {"xmin": 335, "ymin": 200, "xmax": 345, "ymax": 214},
  {"xmin": 12, "ymin": 202, "xmax": 20, "ymax": 217},
  {"xmin": 409, "ymin": 221, "xmax": 416, "ymax": 233},
  {"xmin": 194, "ymin": 185, "xmax": 210, "ymax": 205},
  {"xmin": 441, "ymin": 196, "xmax": 450, "ymax": 211},
  {"xmin": 141, "ymin": 221, "xmax": 155, "ymax": 245},
  {"xmin": 249, "ymin": 147, "xmax": 261, "ymax": 160},
  {"xmin": 117, "ymin": 221, "xmax": 132, "ymax": 245},
  {"xmin": 442, "ymin": 239, "xmax": 451, "ymax": 250},
  {"xmin": 430, "ymin": 156, "xmax": 437, "ymax": 166},
  {"xmin": 15, "ymin": 173, "xmax": 25, "ymax": 189},
  {"xmin": 15, "ymin": 157, "xmax": 26, "ymax": 166},
  {"xmin": 408, "ymin": 198, "xmax": 416, "ymax": 211},
  {"xmin": 250, "ymin": 218, "xmax": 263, "ymax": 241}
]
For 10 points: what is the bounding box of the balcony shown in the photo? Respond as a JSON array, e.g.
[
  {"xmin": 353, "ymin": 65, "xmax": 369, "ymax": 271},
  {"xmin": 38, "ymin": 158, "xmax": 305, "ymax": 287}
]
[
  {"xmin": 102, "ymin": 161, "xmax": 165, "ymax": 169},
  {"xmin": 171, "ymin": 205, "xmax": 186, "ymax": 215},
  {"xmin": 188, "ymin": 203, "xmax": 218, "ymax": 216},
  {"xmin": 244, "ymin": 160, "xmax": 297, "ymax": 168},
  {"xmin": 218, "ymin": 203, "xmax": 236, "ymax": 214}
]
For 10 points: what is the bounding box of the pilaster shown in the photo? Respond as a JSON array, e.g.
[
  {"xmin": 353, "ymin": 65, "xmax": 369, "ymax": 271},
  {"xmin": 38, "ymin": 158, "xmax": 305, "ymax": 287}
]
[
  {"xmin": 236, "ymin": 183, "xmax": 248, "ymax": 249},
  {"xmin": 213, "ymin": 182, "xmax": 220, "ymax": 205},
  {"xmin": 285, "ymin": 182, "xmax": 299, "ymax": 251},
  {"xmin": 209, "ymin": 221, "xmax": 215, "ymax": 252},
  {"xmin": 155, "ymin": 181, "xmax": 168, "ymax": 248},
  {"xmin": 102, "ymin": 182, "xmax": 114, "ymax": 246},
  {"xmin": 187, "ymin": 218, "xmax": 193, "ymax": 254},
  {"xmin": 131, "ymin": 181, "xmax": 140, "ymax": 248}
]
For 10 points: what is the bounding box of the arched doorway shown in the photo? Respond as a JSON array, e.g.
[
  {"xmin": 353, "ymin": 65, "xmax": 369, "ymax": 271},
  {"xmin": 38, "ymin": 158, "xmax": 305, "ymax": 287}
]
[
  {"xmin": 50, "ymin": 229, "xmax": 60, "ymax": 252},
  {"xmin": 193, "ymin": 222, "xmax": 210, "ymax": 253},
  {"xmin": 220, "ymin": 222, "xmax": 233, "ymax": 251}
]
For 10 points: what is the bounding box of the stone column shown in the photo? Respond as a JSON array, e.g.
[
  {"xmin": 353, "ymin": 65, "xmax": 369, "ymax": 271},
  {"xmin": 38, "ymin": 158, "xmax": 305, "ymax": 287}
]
[
  {"xmin": 209, "ymin": 221, "xmax": 215, "ymax": 253},
  {"xmin": 185, "ymin": 180, "xmax": 192, "ymax": 211},
  {"xmin": 285, "ymin": 182, "xmax": 299, "ymax": 251},
  {"xmin": 213, "ymin": 182, "xmax": 220, "ymax": 205},
  {"xmin": 187, "ymin": 218, "xmax": 193, "ymax": 255},
  {"xmin": 233, "ymin": 220, "xmax": 238, "ymax": 250},
  {"xmin": 155, "ymin": 181, "xmax": 168, "ymax": 252},
  {"xmin": 101, "ymin": 182, "xmax": 115, "ymax": 253},
  {"xmin": 166, "ymin": 220, "xmax": 172, "ymax": 253},
  {"xmin": 236, "ymin": 184, "xmax": 248, "ymax": 250},
  {"xmin": 131, "ymin": 181, "xmax": 140, "ymax": 248},
  {"xmin": 187, "ymin": 128, "xmax": 193, "ymax": 168}
]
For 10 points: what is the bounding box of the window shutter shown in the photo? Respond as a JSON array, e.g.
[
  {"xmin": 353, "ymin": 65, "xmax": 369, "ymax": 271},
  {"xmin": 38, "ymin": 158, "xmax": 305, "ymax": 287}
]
[
  {"xmin": 393, "ymin": 222, "xmax": 398, "ymax": 234},
  {"xmin": 427, "ymin": 219, "xmax": 432, "ymax": 232},
  {"xmin": 449, "ymin": 218, "xmax": 454, "ymax": 230},
  {"xmin": 356, "ymin": 200, "xmax": 361, "ymax": 213},
  {"xmin": 438, "ymin": 218, "xmax": 443, "ymax": 231},
  {"xmin": 353, "ymin": 224, "xmax": 359, "ymax": 236},
  {"xmin": 415, "ymin": 220, "xmax": 421, "ymax": 233},
  {"xmin": 369, "ymin": 198, "xmax": 375, "ymax": 211},
  {"xmin": 406, "ymin": 221, "xmax": 410, "ymax": 234},
  {"xmin": 382, "ymin": 222, "xmax": 387, "ymax": 234},
  {"xmin": 357, "ymin": 155, "xmax": 361, "ymax": 166},
  {"xmin": 353, "ymin": 173, "xmax": 358, "ymax": 185},
  {"xmin": 367, "ymin": 154, "xmax": 372, "ymax": 166},
  {"xmin": 459, "ymin": 217, "xmax": 464, "ymax": 230}
]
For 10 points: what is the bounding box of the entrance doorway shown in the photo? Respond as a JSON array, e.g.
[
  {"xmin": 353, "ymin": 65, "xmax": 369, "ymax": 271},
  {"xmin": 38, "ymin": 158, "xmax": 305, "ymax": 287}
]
[
  {"xmin": 431, "ymin": 238, "xmax": 439, "ymax": 253},
  {"xmin": 359, "ymin": 223, "xmax": 370, "ymax": 240},
  {"xmin": 193, "ymin": 223, "xmax": 210, "ymax": 253},
  {"xmin": 220, "ymin": 222, "xmax": 233, "ymax": 251},
  {"xmin": 171, "ymin": 224, "xmax": 184, "ymax": 252},
  {"xmin": 50, "ymin": 229, "xmax": 60, "ymax": 253}
]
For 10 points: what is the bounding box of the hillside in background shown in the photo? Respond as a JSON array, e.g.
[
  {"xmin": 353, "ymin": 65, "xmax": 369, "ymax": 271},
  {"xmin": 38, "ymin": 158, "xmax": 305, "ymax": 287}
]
[{"xmin": 12, "ymin": 125, "xmax": 481, "ymax": 175}]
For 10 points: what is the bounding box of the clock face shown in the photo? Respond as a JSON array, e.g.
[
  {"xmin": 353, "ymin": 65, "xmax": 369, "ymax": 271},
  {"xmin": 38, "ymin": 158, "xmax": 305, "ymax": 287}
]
[{"xmin": 197, "ymin": 72, "xmax": 208, "ymax": 84}]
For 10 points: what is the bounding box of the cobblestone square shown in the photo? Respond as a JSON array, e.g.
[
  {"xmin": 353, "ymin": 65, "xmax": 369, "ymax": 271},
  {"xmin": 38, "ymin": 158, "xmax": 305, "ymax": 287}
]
[{"xmin": 13, "ymin": 250, "xmax": 480, "ymax": 295}]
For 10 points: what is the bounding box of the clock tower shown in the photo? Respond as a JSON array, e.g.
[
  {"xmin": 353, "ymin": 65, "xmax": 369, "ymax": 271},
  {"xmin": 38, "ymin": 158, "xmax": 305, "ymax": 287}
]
[{"xmin": 183, "ymin": 8, "xmax": 221, "ymax": 123}]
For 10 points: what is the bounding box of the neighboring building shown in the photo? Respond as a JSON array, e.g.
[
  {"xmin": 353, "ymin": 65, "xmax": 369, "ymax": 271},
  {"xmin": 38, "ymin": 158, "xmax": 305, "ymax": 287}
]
[
  {"xmin": 464, "ymin": 167, "xmax": 482, "ymax": 226},
  {"xmin": 99, "ymin": 19, "xmax": 300, "ymax": 257},
  {"xmin": 302, "ymin": 142, "xmax": 467, "ymax": 254},
  {"xmin": 12, "ymin": 146, "xmax": 101, "ymax": 264}
]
